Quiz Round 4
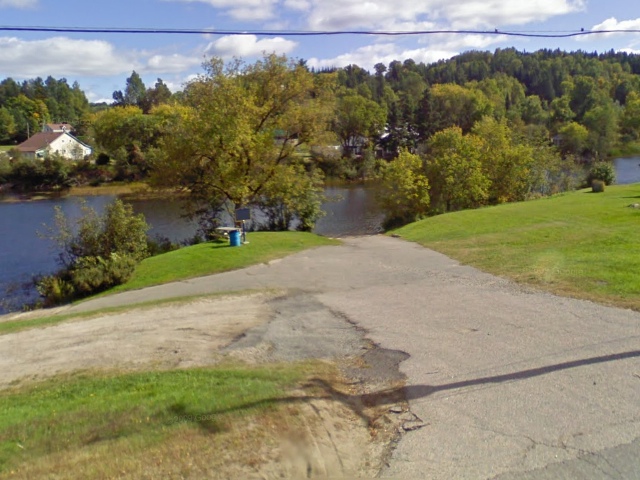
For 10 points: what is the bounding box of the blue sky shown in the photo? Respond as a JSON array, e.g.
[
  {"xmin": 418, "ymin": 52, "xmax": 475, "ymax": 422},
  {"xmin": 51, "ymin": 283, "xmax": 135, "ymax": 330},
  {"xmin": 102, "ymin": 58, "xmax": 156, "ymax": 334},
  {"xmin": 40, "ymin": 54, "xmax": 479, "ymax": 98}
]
[{"xmin": 1, "ymin": 0, "xmax": 639, "ymax": 103}]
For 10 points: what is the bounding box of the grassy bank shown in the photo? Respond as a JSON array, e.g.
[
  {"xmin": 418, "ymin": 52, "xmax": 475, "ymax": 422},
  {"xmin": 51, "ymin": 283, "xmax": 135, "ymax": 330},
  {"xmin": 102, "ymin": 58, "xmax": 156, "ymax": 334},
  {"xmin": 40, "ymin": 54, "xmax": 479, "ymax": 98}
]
[
  {"xmin": 393, "ymin": 184, "xmax": 640, "ymax": 310},
  {"xmin": 1, "ymin": 232, "xmax": 336, "ymax": 334},
  {"xmin": 109, "ymin": 231, "xmax": 339, "ymax": 294},
  {"xmin": 0, "ymin": 363, "xmax": 327, "ymax": 478}
]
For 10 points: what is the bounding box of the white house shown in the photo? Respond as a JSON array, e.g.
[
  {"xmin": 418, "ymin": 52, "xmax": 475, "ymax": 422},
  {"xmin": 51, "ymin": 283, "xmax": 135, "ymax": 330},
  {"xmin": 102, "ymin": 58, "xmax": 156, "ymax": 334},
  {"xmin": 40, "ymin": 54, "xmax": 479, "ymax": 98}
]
[{"xmin": 16, "ymin": 131, "xmax": 92, "ymax": 161}]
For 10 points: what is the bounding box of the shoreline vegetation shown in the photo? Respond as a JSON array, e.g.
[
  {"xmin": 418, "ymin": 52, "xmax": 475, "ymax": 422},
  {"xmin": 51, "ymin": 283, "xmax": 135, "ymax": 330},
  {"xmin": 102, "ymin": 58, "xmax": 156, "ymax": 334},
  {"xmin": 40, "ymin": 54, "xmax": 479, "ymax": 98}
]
[
  {"xmin": 0, "ymin": 182, "xmax": 177, "ymax": 203},
  {"xmin": 1, "ymin": 232, "xmax": 340, "ymax": 333},
  {"xmin": 0, "ymin": 177, "xmax": 376, "ymax": 203}
]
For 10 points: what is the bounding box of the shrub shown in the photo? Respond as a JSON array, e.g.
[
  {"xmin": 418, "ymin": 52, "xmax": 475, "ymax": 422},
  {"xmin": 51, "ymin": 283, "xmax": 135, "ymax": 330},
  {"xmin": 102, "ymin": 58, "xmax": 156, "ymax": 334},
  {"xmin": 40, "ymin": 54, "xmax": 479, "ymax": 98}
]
[
  {"xmin": 587, "ymin": 162, "xmax": 615, "ymax": 186},
  {"xmin": 38, "ymin": 199, "xmax": 150, "ymax": 305},
  {"xmin": 147, "ymin": 234, "xmax": 180, "ymax": 256},
  {"xmin": 50, "ymin": 199, "xmax": 149, "ymax": 265},
  {"xmin": 591, "ymin": 179, "xmax": 605, "ymax": 193},
  {"xmin": 8, "ymin": 155, "xmax": 73, "ymax": 190},
  {"xmin": 95, "ymin": 152, "xmax": 111, "ymax": 165},
  {"xmin": 36, "ymin": 275, "xmax": 75, "ymax": 307},
  {"xmin": 69, "ymin": 253, "xmax": 137, "ymax": 294}
]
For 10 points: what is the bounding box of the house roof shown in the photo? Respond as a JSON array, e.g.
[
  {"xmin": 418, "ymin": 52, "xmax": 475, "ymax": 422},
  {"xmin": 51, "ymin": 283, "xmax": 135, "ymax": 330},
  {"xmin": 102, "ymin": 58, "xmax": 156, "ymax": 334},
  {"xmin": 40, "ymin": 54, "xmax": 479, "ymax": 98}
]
[
  {"xmin": 16, "ymin": 132, "xmax": 64, "ymax": 153},
  {"xmin": 47, "ymin": 123, "xmax": 74, "ymax": 132}
]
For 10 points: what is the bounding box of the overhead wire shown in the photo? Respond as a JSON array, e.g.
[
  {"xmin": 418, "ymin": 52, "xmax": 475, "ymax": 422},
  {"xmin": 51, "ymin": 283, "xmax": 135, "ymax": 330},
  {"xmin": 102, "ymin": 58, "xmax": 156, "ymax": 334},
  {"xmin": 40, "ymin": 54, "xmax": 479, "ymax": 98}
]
[{"xmin": 0, "ymin": 25, "xmax": 639, "ymax": 38}]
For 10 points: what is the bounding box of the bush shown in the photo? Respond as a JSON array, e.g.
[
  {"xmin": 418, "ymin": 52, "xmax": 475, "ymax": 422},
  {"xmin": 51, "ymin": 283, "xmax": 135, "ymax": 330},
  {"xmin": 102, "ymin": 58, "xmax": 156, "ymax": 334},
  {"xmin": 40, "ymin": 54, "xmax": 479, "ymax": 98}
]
[
  {"xmin": 587, "ymin": 162, "xmax": 615, "ymax": 186},
  {"xmin": 38, "ymin": 199, "xmax": 150, "ymax": 306},
  {"xmin": 36, "ymin": 275, "xmax": 75, "ymax": 307},
  {"xmin": 51, "ymin": 199, "xmax": 149, "ymax": 265},
  {"xmin": 147, "ymin": 234, "xmax": 180, "ymax": 256},
  {"xmin": 591, "ymin": 179, "xmax": 605, "ymax": 193},
  {"xmin": 69, "ymin": 253, "xmax": 137, "ymax": 294},
  {"xmin": 8, "ymin": 155, "xmax": 73, "ymax": 190},
  {"xmin": 95, "ymin": 152, "xmax": 111, "ymax": 165}
]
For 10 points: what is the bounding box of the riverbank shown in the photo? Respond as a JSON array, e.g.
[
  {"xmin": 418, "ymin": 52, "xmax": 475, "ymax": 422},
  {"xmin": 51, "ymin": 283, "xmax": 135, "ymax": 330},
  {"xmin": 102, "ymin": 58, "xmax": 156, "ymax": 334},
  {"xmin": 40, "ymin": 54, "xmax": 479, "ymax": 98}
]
[
  {"xmin": 393, "ymin": 183, "xmax": 640, "ymax": 310},
  {"xmin": 0, "ymin": 182, "xmax": 181, "ymax": 203}
]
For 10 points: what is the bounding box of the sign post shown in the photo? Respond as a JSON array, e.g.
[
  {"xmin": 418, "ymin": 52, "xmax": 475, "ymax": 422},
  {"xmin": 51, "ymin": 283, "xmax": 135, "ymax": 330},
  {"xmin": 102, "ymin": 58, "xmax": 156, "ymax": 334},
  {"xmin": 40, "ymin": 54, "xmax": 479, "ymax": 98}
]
[{"xmin": 235, "ymin": 208, "xmax": 251, "ymax": 244}]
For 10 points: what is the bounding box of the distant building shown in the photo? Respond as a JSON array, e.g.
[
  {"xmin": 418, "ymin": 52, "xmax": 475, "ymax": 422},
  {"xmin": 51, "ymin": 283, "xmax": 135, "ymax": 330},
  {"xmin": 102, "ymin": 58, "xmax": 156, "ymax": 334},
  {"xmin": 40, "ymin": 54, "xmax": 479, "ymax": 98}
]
[
  {"xmin": 16, "ymin": 132, "xmax": 92, "ymax": 161},
  {"xmin": 43, "ymin": 123, "xmax": 74, "ymax": 134}
]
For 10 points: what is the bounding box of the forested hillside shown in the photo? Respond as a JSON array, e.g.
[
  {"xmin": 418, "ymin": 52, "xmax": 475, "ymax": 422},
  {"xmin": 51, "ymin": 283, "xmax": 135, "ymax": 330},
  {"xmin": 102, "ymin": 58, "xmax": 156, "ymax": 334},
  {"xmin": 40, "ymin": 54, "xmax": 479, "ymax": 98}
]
[
  {"xmin": 326, "ymin": 48, "xmax": 640, "ymax": 158},
  {"xmin": 2, "ymin": 48, "xmax": 640, "ymax": 158},
  {"xmin": 0, "ymin": 77, "xmax": 91, "ymax": 143},
  {"xmin": 1, "ymin": 49, "xmax": 640, "ymax": 225}
]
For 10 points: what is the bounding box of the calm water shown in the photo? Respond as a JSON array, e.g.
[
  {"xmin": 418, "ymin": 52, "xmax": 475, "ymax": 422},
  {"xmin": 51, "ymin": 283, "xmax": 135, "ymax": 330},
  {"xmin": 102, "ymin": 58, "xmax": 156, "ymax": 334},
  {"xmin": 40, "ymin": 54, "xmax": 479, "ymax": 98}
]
[
  {"xmin": 613, "ymin": 157, "xmax": 640, "ymax": 185},
  {"xmin": 0, "ymin": 184, "xmax": 383, "ymax": 313}
]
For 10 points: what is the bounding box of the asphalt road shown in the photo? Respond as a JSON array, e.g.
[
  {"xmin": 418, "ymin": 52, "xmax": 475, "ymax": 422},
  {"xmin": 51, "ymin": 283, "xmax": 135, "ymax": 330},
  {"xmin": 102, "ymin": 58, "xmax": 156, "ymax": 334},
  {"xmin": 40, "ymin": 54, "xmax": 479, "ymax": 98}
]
[{"xmin": 68, "ymin": 235, "xmax": 640, "ymax": 479}]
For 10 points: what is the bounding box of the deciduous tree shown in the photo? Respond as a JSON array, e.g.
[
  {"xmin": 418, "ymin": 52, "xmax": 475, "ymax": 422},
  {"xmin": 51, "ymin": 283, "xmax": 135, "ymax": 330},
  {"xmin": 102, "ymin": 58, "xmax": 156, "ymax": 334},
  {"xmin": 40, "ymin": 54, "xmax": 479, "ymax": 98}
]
[
  {"xmin": 378, "ymin": 150, "xmax": 430, "ymax": 228},
  {"xmin": 426, "ymin": 127, "xmax": 490, "ymax": 212},
  {"xmin": 152, "ymin": 54, "xmax": 336, "ymax": 229}
]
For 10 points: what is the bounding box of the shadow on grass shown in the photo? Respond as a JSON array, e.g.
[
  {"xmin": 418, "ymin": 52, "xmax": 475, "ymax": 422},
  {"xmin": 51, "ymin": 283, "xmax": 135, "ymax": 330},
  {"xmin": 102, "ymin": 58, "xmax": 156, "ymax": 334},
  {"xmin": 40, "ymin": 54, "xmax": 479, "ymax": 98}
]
[{"xmin": 163, "ymin": 349, "xmax": 640, "ymax": 430}]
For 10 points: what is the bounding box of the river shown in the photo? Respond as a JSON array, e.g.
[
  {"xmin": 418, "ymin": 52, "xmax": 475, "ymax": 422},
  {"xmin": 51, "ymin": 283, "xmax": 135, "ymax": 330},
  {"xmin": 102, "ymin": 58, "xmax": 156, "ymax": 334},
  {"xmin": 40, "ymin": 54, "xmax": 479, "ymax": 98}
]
[
  {"xmin": 2, "ymin": 158, "xmax": 639, "ymax": 314},
  {"xmin": 613, "ymin": 156, "xmax": 640, "ymax": 185},
  {"xmin": 0, "ymin": 183, "xmax": 383, "ymax": 313}
]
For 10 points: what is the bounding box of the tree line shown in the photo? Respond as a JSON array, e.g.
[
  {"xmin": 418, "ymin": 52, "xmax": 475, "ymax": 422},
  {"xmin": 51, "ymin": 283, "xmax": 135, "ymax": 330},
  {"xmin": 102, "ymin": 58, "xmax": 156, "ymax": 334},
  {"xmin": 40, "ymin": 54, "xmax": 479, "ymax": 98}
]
[
  {"xmin": 1, "ymin": 48, "xmax": 640, "ymax": 230},
  {"xmin": 0, "ymin": 77, "xmax": 91, "ymax": 143}
]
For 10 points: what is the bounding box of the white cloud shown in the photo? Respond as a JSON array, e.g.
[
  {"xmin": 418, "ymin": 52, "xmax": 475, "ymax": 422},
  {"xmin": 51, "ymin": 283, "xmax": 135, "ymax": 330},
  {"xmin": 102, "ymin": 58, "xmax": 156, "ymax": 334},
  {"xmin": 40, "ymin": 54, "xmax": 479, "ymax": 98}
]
[
  {"xmin": 146, "ymin": 53, "xmax": 202, "ymax": 73},
  {"xmin": 0, "ymin": 0, "xmax": 36, "ymax": 7},
  {"xmin": 417, "ymin": 33, "xmax": 505, "ymax": 49},
  {"xmin": 304, "ymin": 0, "xmax": 585, "ymax": 31},
  {"xmin": 205, "ymin": 35, "xmax": 297, "ymax": 58},
  {"xmin": 575, "ymin": 17, "xmax": 640, "ymax": 43},
  {"xmin": 0, "ymin": 36, "xmax": 207, "ymax": 84},
  {"xmin": 165, "ymin": 0, "xmax": 278, "ymax": 20},
  {"xmin": 306, "ymin": 31, "xmax": 505, "ymax": 71},
  {"xmin": 283, "ymin": 0, "xmax": 309, "ymax": 10},
  {"xmin": 0, "ymin": 37, "xmax": 137, "ymax": 78},
  {"xmin": 306, "ymin": 43, "xmax": 394, "ymax": 70},
  {"xmin": 588, "ymin": 17, "xmax": 640, "ymax": 36},
  {"xmin": 443, "ymin": 0, "xmax": 585, "ymax": 28}
]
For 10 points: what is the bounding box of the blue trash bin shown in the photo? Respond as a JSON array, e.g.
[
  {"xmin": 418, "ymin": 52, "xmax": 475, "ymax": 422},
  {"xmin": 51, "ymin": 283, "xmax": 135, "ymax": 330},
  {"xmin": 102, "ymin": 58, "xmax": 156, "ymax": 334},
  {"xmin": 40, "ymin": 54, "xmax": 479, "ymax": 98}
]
[{"xmin": 229, "ymin": 229, "xmax": 241, "ymax": 247}]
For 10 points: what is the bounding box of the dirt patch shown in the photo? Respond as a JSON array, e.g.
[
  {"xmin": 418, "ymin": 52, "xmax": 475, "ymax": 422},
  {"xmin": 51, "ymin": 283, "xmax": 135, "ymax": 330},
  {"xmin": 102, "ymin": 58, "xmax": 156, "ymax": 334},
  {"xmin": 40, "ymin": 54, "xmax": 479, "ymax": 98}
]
[
  {"xmin": 0, "ymin": 293, "xmax": 272, "ymax": 389},
  {"xmin": 1, "ymin": 290, "xmax": 414, "ymax": 478}
]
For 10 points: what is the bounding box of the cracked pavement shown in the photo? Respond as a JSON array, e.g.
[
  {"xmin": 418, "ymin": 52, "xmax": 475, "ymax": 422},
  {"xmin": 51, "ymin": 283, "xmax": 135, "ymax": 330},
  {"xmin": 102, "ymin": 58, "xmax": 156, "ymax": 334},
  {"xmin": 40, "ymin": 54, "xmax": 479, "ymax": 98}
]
[{"xmin": 66, "ymin": 235, "xmax": 640, "ymax": 479}]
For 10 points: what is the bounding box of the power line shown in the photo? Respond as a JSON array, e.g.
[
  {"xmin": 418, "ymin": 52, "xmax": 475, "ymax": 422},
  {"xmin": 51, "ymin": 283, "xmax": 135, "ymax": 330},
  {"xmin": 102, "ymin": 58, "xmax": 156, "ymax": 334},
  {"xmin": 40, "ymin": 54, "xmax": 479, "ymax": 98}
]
[{"xmin": 0, "ymin": 25, "xmax": 639, "ymax": 38}]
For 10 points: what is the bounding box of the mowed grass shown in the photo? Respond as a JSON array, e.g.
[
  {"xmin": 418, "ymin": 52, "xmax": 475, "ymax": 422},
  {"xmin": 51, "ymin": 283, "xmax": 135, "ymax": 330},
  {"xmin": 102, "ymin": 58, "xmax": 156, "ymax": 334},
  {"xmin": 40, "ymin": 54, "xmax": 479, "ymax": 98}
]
[
  {"xmin": 104, "ymin": 231, "xmax": 339, "ymax": 294},
  {"xmin": 0, "ymin": 363, "xmax": 323, "ymax": 478},
  {"xmin": 393, "ymin": 184, "xmax": 640, "ymax": 310}
]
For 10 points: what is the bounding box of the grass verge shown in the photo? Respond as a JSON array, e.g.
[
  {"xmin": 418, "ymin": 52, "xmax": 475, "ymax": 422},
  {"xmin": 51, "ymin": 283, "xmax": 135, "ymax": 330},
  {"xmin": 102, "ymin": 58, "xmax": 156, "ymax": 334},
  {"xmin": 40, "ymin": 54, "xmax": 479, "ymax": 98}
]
[
  {"xmin": 107, "ymin": 231, "xmax": 339, "ymax": 294},
  {"xmin": 393, "ymin": 184, "xmax": 640, "ymax": 310},
  {"xmin": 0, "ymin": 362, "xmax": 332, "ymax": 479}
]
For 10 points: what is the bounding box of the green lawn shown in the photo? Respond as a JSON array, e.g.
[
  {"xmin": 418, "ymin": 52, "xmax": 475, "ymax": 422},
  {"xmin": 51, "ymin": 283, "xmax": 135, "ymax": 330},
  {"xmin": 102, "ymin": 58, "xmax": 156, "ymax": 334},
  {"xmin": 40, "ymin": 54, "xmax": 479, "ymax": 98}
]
[
  {"xmin": 110, "ymin": 231, "xmax": 339, "ymax": 294},
  {"xmin": 393, "ymin": 184, "xmax": 640, "ymax": 310},
  {"xmin": 0, "ymin": 363, "xmax": 318, "ymax": 478}
]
